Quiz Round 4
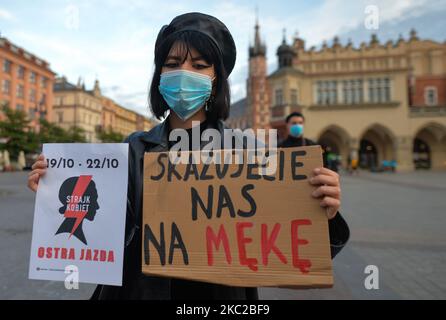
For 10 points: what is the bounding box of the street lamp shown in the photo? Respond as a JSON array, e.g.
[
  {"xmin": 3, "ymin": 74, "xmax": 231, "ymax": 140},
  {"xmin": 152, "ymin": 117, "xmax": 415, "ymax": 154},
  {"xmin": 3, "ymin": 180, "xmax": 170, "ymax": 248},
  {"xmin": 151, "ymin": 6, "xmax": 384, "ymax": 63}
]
[{"xmin": 34, "ymin": 94, "xmax": 47, "ymax": 133}]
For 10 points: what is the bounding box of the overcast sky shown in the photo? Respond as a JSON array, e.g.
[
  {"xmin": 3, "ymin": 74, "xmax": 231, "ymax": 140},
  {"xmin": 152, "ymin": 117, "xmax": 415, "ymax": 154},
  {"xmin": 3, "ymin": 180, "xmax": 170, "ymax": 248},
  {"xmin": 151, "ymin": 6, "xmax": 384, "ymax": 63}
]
[{"xmin": 1, "ymin": 0, "xmax": 445, "ymax": 118}]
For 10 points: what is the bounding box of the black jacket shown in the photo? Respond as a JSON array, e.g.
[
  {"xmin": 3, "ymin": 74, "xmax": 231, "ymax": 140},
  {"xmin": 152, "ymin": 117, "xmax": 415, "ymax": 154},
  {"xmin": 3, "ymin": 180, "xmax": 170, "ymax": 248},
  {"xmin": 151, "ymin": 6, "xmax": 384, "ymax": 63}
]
[
  {"xmin": 91, "ymin": 122, "xmax": 349, "ymax": 300},
  {"xmin": 279, "ymin": 135, "xmax": 316, "ymax": 148}
]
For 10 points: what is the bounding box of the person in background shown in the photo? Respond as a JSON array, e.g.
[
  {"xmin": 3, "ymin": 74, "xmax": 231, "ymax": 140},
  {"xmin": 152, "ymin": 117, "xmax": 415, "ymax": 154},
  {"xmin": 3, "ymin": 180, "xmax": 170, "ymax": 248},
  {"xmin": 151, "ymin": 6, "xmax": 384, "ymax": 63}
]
[
  {"xmin": 279, "ymin": 111, "xmax": 335, "ymax": 170},
  {"xmin": 350, "ymin": 154, "xmax": 359, "ymax": 175},
  {"xmin": 278, "ymin": 112, "xmax": 315, "ymax": 148},
  {"xmin": 390, "ymin": 159, "xmax": 397, "ymax": 172},
  {"xmin": 326, "ymin": 149, "xmax": 339, "ymax": 173}
]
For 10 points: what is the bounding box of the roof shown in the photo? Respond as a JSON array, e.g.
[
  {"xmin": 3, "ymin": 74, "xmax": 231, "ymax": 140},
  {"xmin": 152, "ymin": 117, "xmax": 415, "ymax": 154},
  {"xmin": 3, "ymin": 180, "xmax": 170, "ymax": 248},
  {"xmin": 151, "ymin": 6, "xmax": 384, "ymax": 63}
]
[
  {"xmin": 268, "ymin": 66, "xmax": 304, "ymax": 79},
  {"xmin": 53, "ymin": 79, "xmax": 79, "ymax": 92},
  {"xmin": 229, "ymin": 97, "xmax": 248, "ymax": 119},
  {"xmin": 0, "ymin": 37, "xmax": 55, "ymax": 74}
]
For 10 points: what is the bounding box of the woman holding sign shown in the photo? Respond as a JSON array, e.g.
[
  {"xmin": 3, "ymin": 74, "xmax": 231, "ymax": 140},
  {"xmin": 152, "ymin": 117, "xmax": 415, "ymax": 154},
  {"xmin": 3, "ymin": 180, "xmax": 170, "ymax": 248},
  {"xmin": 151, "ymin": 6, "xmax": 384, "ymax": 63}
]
[{"xmin": 28, "ymin": 12, "xmax": 349, "ymax": 300}]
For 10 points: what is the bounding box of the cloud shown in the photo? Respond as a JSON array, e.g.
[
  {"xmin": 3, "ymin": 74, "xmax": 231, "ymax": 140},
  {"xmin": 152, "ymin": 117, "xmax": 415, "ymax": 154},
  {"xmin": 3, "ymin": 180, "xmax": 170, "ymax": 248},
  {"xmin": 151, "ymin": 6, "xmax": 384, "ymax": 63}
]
[{"xmin": 0, "ymin": 8, "xmax": 14, "ymax": 21}]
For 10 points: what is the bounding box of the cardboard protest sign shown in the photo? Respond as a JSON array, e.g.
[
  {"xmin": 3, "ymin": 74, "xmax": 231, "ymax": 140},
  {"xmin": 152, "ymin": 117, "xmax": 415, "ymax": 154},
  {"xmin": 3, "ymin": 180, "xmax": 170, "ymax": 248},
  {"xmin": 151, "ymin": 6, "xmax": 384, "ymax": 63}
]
[
  {"xmin": 29, "ymin": 143, "xmax": 128, "ymax": 286},
  {"xmin": 142, "ymin": 146, "xmax": 333, "ymax": 288}
]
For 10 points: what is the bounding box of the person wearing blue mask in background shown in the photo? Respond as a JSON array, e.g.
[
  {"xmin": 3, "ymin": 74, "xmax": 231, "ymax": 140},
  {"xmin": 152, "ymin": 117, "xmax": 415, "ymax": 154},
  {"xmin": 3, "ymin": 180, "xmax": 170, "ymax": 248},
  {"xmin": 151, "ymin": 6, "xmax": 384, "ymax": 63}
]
[
  {"xmin": 28, "ymin": 12, "xmax": 349, "ymax": 300},
  {"xmin": 280, "ymin": 112, "xmax": 340, "ymax": 172},
  {"xmin": 279, "ymin": 112, "xmax": 313, "ymax": 148}
]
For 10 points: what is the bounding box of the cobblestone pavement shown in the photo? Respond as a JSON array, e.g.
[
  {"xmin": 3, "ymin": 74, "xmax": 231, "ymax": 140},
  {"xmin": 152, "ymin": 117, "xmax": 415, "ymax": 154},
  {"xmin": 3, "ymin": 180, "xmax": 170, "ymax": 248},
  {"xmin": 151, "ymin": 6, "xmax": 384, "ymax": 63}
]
[{"xmin": 1, "ymin": 170, "xmax": 445, "ymax": 299}]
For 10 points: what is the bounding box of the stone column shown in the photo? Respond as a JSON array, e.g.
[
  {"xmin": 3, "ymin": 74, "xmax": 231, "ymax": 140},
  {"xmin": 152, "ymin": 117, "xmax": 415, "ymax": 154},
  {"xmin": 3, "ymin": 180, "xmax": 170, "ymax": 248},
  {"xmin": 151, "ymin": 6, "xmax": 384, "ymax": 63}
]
[
  {"xmin": 431, "ymin": 140, "xmax": 446, "ymax": 170},
  {"xmin": 395, "ymin": 136, "xmax": 414, "ymax": 172}
]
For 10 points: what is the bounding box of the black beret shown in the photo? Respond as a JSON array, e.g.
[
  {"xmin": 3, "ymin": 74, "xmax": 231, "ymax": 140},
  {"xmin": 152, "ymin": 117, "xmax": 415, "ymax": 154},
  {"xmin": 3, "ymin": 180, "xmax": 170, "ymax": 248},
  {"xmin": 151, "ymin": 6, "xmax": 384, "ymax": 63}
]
[{"xmin": 155, "ymin": 12, "xmax": 237, "ymax": 76}]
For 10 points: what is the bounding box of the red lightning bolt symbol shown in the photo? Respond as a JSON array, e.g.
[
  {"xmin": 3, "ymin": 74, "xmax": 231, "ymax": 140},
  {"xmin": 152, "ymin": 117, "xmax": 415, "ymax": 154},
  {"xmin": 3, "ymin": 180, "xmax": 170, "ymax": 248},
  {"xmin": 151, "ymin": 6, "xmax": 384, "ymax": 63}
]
[{"xmin": 63, "ymin": 175, "xmax": 93, "ymax": 238}]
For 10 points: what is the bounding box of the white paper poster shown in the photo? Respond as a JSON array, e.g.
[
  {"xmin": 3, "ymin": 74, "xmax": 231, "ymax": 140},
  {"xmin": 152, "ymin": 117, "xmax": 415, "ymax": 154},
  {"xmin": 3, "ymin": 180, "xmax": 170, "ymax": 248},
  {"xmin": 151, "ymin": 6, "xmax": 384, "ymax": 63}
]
[{"xmin": 28, "ymin": 143, "xmax": 129, "ymax": 286}]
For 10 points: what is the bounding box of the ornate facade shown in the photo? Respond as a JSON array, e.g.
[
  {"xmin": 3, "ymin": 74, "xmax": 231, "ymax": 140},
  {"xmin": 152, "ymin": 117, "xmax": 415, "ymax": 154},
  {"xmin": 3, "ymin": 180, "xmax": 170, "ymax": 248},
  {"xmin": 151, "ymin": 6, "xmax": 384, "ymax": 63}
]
[
  {"xmin": 227, "ymin": 25, "xmax": 446, "ymax": 171},
  {"xmin": 53, "ymin": 77, "xmax": 155, "ymax": 141}
]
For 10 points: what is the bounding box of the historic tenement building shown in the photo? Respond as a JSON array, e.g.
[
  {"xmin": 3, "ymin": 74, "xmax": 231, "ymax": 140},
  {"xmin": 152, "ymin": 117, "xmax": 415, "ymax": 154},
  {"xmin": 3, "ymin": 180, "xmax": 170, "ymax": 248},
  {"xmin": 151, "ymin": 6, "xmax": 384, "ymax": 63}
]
[
  {"xmin": 53, "ymin": 77, "xmax": 155, "ymax": 141},
  {"xmin": 227, "ymin": 23, "xmax": 446, "ymax": 171},
  {"xmin": 0, "ymin": 37, "xmax": 55, "ymax": 132}
]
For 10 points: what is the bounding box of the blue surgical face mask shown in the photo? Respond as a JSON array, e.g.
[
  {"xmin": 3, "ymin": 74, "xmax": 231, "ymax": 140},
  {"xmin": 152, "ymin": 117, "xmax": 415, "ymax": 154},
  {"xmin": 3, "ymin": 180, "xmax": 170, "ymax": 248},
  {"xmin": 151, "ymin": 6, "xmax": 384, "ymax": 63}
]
[
  {"xmin": 159, "ymin": 70, "xmax": 213, "ymax": 121},
  {"xmin": 290, "ymin": 124, "xmax": 304, "ymax": 137}
]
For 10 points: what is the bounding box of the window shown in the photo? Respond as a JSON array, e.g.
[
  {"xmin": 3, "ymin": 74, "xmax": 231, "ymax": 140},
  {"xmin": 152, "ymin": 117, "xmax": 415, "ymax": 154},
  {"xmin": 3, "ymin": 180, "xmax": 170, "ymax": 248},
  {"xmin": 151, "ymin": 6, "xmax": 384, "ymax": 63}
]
[
  {"xmin": 368, "ymin": 79, "xmax": 375, "ymax": 102},
  {"xmin": 30, "ymin": 89, "xmax": 36, "ymax": 102},
  {"xmin": 343, "ymin": 80, "xmax": 351, "ymax": 104},
  {"xmin": 316, "ymin": 81, "xmax": 323, "ymax": 104},
  {"xmin": 57, "ymin": 112, "xmax": 63, "ymax": 123},
  {"xmin": 40, "ymin": 93, "xmax": 46, "ymax": 105},
  {"xmin": 291, "ymin": 89, "xmax": 298, "ymax": 105},
  {"xmin": 30, "ymin": 71, "xmax": 37, "ymax": 83},
  {"xmin": 10, "ymin": 45, "xmax": 19, "ymax": 54},
  {"xmin": 317, "ymin": 80, "xmax": 338, "ymax": 105},
  {"xmin": 369, "ymin": 77, "xmax": 391, "ymax": 103},
  {"xmin": 16, "ymin": 104, "xmax": 24, "ymax": 112},
  {"xmin": 3, "ymin": 59, "xmax": 11, "ymax": 73},
  {"xmin": 2, "ymin": 79, "xmax": 10, "ymax": 94},
  {"xmin": 354, "ymin": 79, "xmax": 364, "ymax": 103},
  {"xmin": 343, "ymin": 79, "xmax": 363, "ymax": 104},
  {"xmin": 424, "ymin": 87, "xmax": 438, "ymax": 106},
  {"xmin": 275, "ymin": 89, "xmax": 283, "ymax": 106},
  {"xmin": 17, "ymin": 84, "xmax": 24, "ymax": 98},
  {"xmin": 329, "ymin": 81, "xmax": 337, "ymax": 103},
  {"xmin": 41, "ymin": 77, "xmax": 47, "ymax": 88},
  {"xmin": 17, "ymin": 65, "xmax": 25, "ymax": 79},
  {"xmin": 384, "ymin": 78, "xmax": 391, "ymax": 102}
]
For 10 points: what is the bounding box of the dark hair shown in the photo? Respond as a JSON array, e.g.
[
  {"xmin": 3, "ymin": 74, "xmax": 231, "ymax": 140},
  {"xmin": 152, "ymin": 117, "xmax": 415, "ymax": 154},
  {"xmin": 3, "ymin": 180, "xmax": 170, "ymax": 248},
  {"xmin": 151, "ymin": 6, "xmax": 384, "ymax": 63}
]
[
  {"xmin": 286, "ymin": 112, "xmax": 305, "ymax": 123},
  {"xmin": 149, "ymin": 30, "xmax": 231, "ymax": 122}
]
